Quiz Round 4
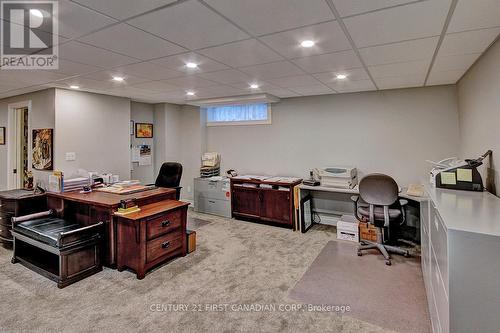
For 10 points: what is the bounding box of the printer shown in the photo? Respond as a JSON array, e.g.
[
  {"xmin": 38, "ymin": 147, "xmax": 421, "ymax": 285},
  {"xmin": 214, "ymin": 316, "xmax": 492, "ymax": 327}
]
[
  {"xmin": 314, "ymin": 166, "xmax": 357, "ymax": 189},
  {"xmin": 428, "ymin": 150, "xmax": 492, "ymax": 192}
]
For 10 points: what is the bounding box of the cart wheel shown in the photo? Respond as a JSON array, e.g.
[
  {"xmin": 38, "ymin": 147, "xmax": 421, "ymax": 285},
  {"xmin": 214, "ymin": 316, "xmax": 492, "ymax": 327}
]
[
  {"xmin": 11, "ymin": 257, "xmax": 18, "ymax": 264},
  {"xmin": 357, "ymin": 251, "xmax": 362, "ymax": 256},
  {"xmin": 385, "ymin": 260, "xmax": 392, "ymax": 266}
]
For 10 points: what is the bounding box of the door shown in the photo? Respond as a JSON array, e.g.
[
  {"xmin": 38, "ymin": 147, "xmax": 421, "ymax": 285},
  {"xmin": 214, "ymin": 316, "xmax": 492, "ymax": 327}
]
[
  {"xmin": 232, "ymin": 187, "xmax": 260, "ymax": 218},
  {"xmin": 7, "ymin": 106, "xmax": 29, "ymax": 189},
  {"xmin": 260, "ymin": 189, "xmax": 291, "ymax": 225}
]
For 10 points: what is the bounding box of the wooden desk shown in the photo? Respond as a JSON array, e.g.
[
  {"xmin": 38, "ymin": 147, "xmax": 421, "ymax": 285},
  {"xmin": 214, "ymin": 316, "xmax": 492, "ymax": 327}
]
[{"xmin": 46, "ymin": 188, "xmax": 176, "ymax": 267}]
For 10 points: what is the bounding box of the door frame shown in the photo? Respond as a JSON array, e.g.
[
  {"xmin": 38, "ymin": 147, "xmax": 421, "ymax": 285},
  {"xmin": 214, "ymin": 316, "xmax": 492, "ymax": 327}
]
[{"xmin": 7, "ymin": 100, "xmax": 32, "ymax": 189}]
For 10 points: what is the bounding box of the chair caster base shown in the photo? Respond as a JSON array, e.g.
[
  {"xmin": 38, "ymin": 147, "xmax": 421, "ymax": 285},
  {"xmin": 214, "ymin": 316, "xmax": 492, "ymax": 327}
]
[
  {"xmin": 357, "ymin": 251, "xmax": 362, "ymax": 256},
  {"xmin": 403, "ymin": 251, "xmax": 410, "ymax": 258},
  {"xmin": 385, "ymin": 260, "xmax": 391, "ymax": 266}
]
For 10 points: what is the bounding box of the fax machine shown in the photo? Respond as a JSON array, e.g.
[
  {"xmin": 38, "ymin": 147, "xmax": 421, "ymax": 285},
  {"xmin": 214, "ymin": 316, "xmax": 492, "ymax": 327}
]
[{"xmin": 314, "ymin": 166, "xmax": 357, "ymax": 189}]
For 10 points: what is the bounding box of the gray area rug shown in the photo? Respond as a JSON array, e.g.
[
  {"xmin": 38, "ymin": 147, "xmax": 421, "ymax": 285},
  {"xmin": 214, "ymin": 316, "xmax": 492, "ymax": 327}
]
[{"xmin": 289, "ymin": 241, "xmax": 431, "ymax": 333}]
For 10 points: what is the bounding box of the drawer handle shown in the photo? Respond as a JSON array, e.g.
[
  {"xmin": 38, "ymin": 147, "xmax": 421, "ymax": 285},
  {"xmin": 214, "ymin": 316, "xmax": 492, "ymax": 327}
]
[
  {"xmin": 161, "ymin": 220, "xmax": 171, "ymax": 227},
  {"xmin": 208, "ymin": 200, "xmax": 215, "ymax": 204},
  {"xmin": 161, "ymin": 241, "xmax": 170, "ymax": 249}
]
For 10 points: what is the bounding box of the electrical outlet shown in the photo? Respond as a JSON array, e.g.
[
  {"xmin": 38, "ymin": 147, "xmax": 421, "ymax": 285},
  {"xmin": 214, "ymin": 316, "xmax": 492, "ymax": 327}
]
[{"xmin": 65, "ymin": 152, "xmax": 76, "ymax": 161}]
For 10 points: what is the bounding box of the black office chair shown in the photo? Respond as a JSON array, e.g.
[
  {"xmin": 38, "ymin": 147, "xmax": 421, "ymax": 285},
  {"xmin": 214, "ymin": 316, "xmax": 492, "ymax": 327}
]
[
  {"xmin": 351, "ymin": 173, "xmax": 410, "ymax": 265},
  {"xmin": 155, "ymin": 162, "xmax": 183, "ymax": 200}
]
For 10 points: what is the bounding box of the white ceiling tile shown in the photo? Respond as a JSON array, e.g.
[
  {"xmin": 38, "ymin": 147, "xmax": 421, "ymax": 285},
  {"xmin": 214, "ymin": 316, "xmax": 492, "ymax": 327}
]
[
  {"xmin": 130, "ymin": 80, "xmax": 179, "ymax": 92},
  {"xmin": 439, "ymin": 28, "xmax": 500, "ymax": 57},
  {"xmin": 432, "ymin": 53, "xmax": 481, "ymax": 72},
  {"xmin": 359, "ymin": 37, "xmax": 438, "ymax": 66},
  {"xmin": 0, "ymin": 70, "xmax": 68, "ymax": 85},
  {"xmin": 263, "ymin": 87, "xmax": 300, "ymax": 98},
  {"xmin": 194, "ymin": 85, "xmax": 248, "ymax": 99},
  {"xmin": 150, "ymin": 52, "xmax": 230, "ymax": 73},
  {"xmin": 204, "ymin": 0, "xmax": 334, "ymax": 35},
  {"xmin": 427, "ymin": 69, "xmax": 465, "ymax": 86},
  {"xmin": 52, "ymin": 59, "xmax": 102, "ymax": 76},
  {"xmin": 35, "ymin": 0, "xmax": 117, "ymax": 39},
  {"xmin": 79, "ymin": 23, "xmax": 186, "ymax": 60},
  {"xmin": 344, "ymin": 0, "xmax": 451, "ymax": 47},
  {"xmin": 59, "ymin": 41, "xmax": 137, "ymax": 67},
  {"xmin": 197, "ymin": 69, "xmax": 253, "ymax": 84},
  {"xmin": 114, "ymin": 62, "xmax": 183, "ymax": 80},
  {"xmin": 327, "ymin": 79, "xmax": 376, "ymax": 93},
  {"xmin": 266, "ymin": 75, "xmax": 321, "ymax": 88},
  {"xmin": 290, "ymin": 85, "xmax": 334, "ymax": 95},
  {"xmin": 198, "ymin": 39, "xmax": 282, "ymax": 68},
  {"xmin": 368, "ymin": 59, "xmax": 430, "ymax": 78},
  {"xmin": 447, "ymin": 0, "xmax": 500, "ymax": 33},
  {"xmin": 127, "ymin": 1, "xmax": 249, "ymax": 49},
  {"xmin": 313, "ymin": 67, "xmax": 370, "ymax": 84},
  {"xmin": 260, "ymin": 21, "xmax": 351, "ymax": 59},
  {"xmin": 162, "ymin": 76, "xmax": 218, "ymax": 90},
  {"xmin": 292, "ymin": 50, "xmax": 363, "ymax": 74},
  {"xmin": 332, "ymin": 0, "xmax": 417, "ymax": 17},
  {"xmin": 72, "ymin": 0, "xmax": 177, "ymax": 20},
  {"xmin": 238, "ymin": 61, "xmax": 304, "ymax": 80},
  {"xmin": 82, "ymin": 71, "xmax": 150, "ymax": 85},
  {"xmin": 228, "ymin": 81, "xmax": 275, "ymax": 90},
  {"xmin": 375, "ymin": 74, "xmax": 425, "ymax": 90}
]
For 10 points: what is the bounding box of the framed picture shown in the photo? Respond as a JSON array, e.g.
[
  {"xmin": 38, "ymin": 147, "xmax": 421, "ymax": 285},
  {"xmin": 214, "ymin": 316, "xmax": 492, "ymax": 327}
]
[
  {"xmin": 135, "ymin": 123, "xmax": 153, "ymax": 138},
  {"xmin": 0, "ymin": 127, "xmax": 5, "ymax": 145},
  {"xmin": 32, "ymin": 129, "xmax": 53, "ymax": 170}
]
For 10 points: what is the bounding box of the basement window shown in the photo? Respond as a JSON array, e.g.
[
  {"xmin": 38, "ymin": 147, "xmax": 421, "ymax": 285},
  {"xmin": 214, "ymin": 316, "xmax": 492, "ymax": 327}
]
[{"xmin": 204, "ymin": 103, "xmax": 272, "ymax": 126}]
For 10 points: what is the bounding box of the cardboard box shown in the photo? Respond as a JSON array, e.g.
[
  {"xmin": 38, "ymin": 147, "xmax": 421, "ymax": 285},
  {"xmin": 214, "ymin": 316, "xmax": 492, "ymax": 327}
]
[
  {"xmin": 337, "ymin": 215, "xmax": 359, "ymax": 242},
  {"xmin": 359, "ymin": 222, "xmax": 378, "ymax": 242},
  {"xmin": 187, "ymin": 230, "xmax": 196, "ymax": 253}
]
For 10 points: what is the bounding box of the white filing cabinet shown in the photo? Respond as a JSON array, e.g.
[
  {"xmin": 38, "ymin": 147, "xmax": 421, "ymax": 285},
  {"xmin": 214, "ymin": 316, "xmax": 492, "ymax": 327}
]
[
  {"xmin": 194, "ymin": 178, "xmax": 231, "ymax": 218},
  {"xmin": 422, "ymin": 185, "xmax": 500, "ymax": 333}
]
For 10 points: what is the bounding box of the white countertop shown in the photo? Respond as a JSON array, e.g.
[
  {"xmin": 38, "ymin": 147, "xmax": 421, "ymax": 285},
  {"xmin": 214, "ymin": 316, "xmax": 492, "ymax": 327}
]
[
  {"xmin": 425, "ymin": 184, "xmax": 500, "ymax": 237},
  {"xmin": 299, "ymin": 184, "xmax": 427, "ymax": 202}
]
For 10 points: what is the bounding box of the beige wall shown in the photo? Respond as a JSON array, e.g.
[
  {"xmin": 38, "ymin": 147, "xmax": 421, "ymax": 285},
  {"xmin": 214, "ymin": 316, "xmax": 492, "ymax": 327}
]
[
  {"xmin": 458, "ymin": 38, "xmax": 500, "ymax": 195},
  {"xmin": 131, "ymin": 101, "xmax": 155, "ymax": 184},
  {"xmin": 0, "ymin": 89, "xmax": 55, "ymax": 190},
  {"xmin": 54, "ymin": 89, "xmax": 131, "ymax": 180},
  {"xmin": 206, "ymin": 86, "xmax": 460, "ymax": 186}
]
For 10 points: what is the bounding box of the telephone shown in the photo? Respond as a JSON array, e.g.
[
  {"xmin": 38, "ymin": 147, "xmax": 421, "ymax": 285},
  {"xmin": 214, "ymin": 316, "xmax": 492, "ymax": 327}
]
[{"xmin": 226, "ymin": 169, "xmax": 238, "ymax": 177}]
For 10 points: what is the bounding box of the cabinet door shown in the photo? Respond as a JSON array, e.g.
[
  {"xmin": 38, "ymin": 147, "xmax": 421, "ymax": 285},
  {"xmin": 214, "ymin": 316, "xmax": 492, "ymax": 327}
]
[
  {"xmin": 232, "ymin": 187, "xmax": 260, "ymax": 217},
  {"xmin": 261, "ymin": 189, "xmax": 291, "ymax": 225}
]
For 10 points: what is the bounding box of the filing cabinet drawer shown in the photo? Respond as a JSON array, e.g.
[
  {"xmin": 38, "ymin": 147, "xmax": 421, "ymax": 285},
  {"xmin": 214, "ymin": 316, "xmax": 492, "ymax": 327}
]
[
  {"xmin": 146, "ymin": 231, "xmax": 183, "ymax": 264},
  {"xmin": 146, "ymin": 210, "xmax": 182, "ymax": 240},
  {"xmin": 421, "ymin": 222, "xmax": 431, "ymax": 295},
  {"xmin": 194, "ymin": 179, "xmax": 230, "ymax": 201},
  {"xmin": 430, "ymin": 204, "xmax": 448, "ymax": 293},
  {"xmin": 196, "ymin": 197, "xmax": 231, "ymax": 217},
  {"xmin": 431, "ymin": 248, "xmax": 449, "ymax": 333}
]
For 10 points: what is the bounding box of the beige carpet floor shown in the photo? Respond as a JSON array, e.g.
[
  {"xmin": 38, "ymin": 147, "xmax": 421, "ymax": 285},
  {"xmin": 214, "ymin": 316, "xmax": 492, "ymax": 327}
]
[{"xmin": 0, "ymin": 211, "xmax": 406, "ymax": 333}]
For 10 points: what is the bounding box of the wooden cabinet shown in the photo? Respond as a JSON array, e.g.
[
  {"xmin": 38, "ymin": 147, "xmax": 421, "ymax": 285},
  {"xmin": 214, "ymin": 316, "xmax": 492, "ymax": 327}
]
[
  {"xmin": 230, "ymin": 178, "xmax": 301, "ymax": 228},
  {"xmin": 115, "ymin": 200, "xmax": 189, "ymax": 279},
  {"xmin": 0, "ymin": 190, "xmax": 46, "ymax": 249}
]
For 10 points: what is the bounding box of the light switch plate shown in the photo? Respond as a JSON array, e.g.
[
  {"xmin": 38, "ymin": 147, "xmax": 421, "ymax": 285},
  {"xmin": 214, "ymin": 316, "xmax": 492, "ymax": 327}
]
[{"xmin": 65, "ymin": 152, "xmax": 76, "ymax": 161}]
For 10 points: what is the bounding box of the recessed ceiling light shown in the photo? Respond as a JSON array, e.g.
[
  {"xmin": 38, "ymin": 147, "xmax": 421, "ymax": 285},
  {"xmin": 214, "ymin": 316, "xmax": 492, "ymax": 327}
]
[
  {"xmin": 69, "ymin": 85, "xmax": 80, "ymax": 89},
  {"xmin": 336, "ymin": 74, "xmax": 348, "ymax": 80},
  {"xmin": 112, "ymin": 76, "xmax": 124, "ymax": 82},
  {"xmin": 185, "ymin": 62, "xmax": 198, "ymax": 69},
  {"xmin": 186, "ymin": 91, "xmax": 195, "ymax": 96},
  {"xmin": 30, "ymin": 9, "xmax": 43, "ymax": 18},
  {"xmin": 300, "ymin": 40, "xmax": 315, "ymax": 48},
  {"xmin": 250, "ymin": 83, "xmax": 260, "ymax": 89}
]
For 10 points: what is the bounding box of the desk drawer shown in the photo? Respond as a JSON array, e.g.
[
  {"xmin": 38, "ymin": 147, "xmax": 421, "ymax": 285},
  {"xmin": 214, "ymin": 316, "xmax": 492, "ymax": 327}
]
[
  {"xmin": 0, "ymin": 223, "xmax": 12, "ymax": 240},
  {"xmin": 146, "ymin": 232, "xmax": 183, "ymax": 264},
  {"xmin": 146, "ymin": 210, "xmax": 182, "ymax": 240},
  {"xmin": 431, "ymin": 248, "xmax": 449, "ymax": 333},
  {"xmin": 430, "ymin": 205, "xmax": 448, "ymax": 292}
]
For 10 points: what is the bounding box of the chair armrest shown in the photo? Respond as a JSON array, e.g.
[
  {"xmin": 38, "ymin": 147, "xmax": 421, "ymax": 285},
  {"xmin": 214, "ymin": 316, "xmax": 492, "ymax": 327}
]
[
  {"xmin": 351, "ymin": 195, "xmax": 359, "ymax": 202},
  {"xmin": 399, "ymin": 199, "xmax": 408, "ymax": 206},
  {"xmin": 11, "ymin": 210, "xmax": 54, "ymax": 225}
]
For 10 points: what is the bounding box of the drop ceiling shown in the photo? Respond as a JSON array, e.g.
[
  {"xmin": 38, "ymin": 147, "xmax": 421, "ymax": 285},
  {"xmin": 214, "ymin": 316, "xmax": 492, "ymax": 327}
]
[{"xmin": 0, "ymin": 0, "xmax": 499, "ymax": 104}]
